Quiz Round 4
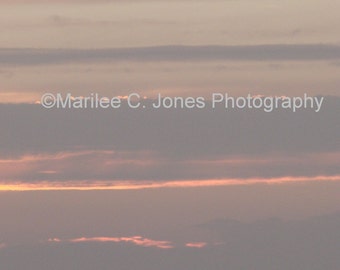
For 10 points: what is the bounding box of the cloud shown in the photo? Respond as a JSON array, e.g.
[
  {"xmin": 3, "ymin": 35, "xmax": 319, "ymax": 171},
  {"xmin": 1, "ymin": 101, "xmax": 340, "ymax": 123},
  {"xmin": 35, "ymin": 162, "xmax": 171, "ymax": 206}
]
[
  {"xmin": 0, "ymin": 149, "xmax": 339, "ymax": 184},
  {"xmin": 1, "ymin": 97, "xmax": 339, "ymax": 159},
  {"xmin": 1, "ymin": 212, "xmax": 340, "ymax": 269},
  {"xmin": 0, "ymin": 96, "xmax": 339, "ymax": 183},
  {"xmin": 49, "ymin": 236, "xmax": 174, "ymax": 249},
  {"xmin": 185, "ymin": 242, "xmax": 207, "ymax": 248},
  {"xmin": 1, "ymin": 44, "xmax": 340, "ymax": 66},
  {"xmin": 1, "ymin": 175, "xmax": 339, "ymax": 191},
  {"xmin": 0, "ymin": 92, "xmax": 40, "ymax": 104}
]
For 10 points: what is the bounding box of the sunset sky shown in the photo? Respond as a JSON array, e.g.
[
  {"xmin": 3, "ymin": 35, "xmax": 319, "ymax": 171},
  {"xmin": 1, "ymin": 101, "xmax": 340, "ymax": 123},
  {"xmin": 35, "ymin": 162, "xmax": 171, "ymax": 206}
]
[{"xmin": 0, "ymin": 0, "xmax": 339, "ymax": 269}]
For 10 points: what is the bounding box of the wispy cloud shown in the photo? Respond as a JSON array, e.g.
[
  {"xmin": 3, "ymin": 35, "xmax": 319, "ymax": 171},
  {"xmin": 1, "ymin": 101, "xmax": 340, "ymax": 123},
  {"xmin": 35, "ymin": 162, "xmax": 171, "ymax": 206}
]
[
  {"xmin": 1, "ymin": 44, "xmax": 340, "ymax": 66},
  {"xmin": 0, "ymin": 98, "xmax": 338, "ymax": 184},
  {"xmin": 0, "ymin": 92, "xmax": 40, "ymax": 104},
  {"xmin": 0, "ymin": 149, "xmax": 339, "ymax": 184},
  {"xmin": 1, "ymin": 98, "xmax": 338, "ymax": 161},
  {"xmin": 49, "ymin": 236, "xmax": 174, "ymax": 249},
  {"xmin": 1, "ymin": 175, "xmax": 339, "ymax": 191},
  {"xmin": 185, "ymin": 242, "xmax": 207, "ymax": 248}
]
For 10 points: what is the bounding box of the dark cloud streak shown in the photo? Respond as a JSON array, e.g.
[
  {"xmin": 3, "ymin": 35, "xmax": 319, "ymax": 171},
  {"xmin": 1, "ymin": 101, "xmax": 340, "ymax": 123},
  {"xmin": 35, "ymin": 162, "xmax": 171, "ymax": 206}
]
[{"xmin": 1, "ymin": 44, "xmax": 340, "ymax": 66}]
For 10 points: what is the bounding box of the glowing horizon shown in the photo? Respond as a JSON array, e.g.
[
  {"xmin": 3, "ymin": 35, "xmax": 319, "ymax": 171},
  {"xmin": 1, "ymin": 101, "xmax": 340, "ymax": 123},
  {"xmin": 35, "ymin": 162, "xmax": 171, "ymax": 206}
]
[{"xmin": 0, "ymin": 175, "xmax": 339, "ymax": 192}]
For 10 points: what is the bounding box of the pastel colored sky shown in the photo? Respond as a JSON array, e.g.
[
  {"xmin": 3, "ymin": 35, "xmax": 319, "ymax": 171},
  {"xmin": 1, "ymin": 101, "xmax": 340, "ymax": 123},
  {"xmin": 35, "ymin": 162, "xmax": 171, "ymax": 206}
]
[
  {"xmin": 0, "ymin": 1, "xmax": 339, "ymax": 269},
  {"xmin": 0, "ymin": 0, "xmax": 340, "ymax": 98}
]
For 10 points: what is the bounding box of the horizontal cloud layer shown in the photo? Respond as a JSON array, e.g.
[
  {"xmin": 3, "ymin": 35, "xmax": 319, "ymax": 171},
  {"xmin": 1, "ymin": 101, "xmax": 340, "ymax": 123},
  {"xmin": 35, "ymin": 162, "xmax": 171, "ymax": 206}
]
[
  {"xmin": 1, "ymin": 44, "xmax": 340, "ymax": 66},
  {"xmin": 49, "ymin": 236, "xmax": 174, "ymax": 249},
  {"xmin": 0, "ymin": 96, "xmax": 339, "ymax": 183}
]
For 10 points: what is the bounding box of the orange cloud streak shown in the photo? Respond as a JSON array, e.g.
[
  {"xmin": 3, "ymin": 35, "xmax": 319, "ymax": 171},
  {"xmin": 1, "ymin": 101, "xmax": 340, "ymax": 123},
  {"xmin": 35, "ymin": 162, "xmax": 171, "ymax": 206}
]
[
  {"xmin": 0, "ymin": 175, "xmax": 339, "ymax": 192},
  {"xmin": 49, "ymin": 236, "xmax": 173, "ymax": 249}
]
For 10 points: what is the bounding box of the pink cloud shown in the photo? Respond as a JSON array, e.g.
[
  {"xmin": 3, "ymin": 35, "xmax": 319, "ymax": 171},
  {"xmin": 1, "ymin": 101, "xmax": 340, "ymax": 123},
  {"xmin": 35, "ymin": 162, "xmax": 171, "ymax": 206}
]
[
  {"xmin": 1, "ymin": 175, "xmax": 340, "ymax": 191},
  {"xmin": 185, "ymin": 242, "xmax": 207, "ymax": 248},
  {"xmin": 0, "ymin": 150, "xmax": 340, "ymax": 187},
  {"xmin": 0, "ymin": 149, "xmax": 339, "ymax": 191},
  {"xmin": 0, "ymin": 150, "xmax": 158, "ymax": 182},
  {"xmin": 49, "ymin": 236, "xmax": 174, "ymax": 249}
]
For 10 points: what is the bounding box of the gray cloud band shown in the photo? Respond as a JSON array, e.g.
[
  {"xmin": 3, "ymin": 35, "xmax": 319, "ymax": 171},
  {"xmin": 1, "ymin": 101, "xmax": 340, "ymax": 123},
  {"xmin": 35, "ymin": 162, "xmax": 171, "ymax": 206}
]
[
  {"xmin": 1, "ymin": 44, "xmax": 340, "ymax": 66},
  {"xmin": 0, "ymin": 96, "xmax": 338, "ymax": 182}
]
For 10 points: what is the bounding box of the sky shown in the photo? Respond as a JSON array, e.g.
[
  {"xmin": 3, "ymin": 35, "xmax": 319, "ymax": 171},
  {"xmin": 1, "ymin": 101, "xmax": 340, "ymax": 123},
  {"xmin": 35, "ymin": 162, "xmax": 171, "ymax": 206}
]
[
  {"xmin": 1, "ymin": 0, "xmax": 340, "ymax": 99},
  {"xmin": 0, "ymin": 0, "xmax": 339, "ymax": 269}
]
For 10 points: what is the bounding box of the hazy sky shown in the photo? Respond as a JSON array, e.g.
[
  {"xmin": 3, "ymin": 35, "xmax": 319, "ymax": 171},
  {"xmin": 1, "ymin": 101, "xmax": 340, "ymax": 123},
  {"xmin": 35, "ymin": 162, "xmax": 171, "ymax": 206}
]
[
  {"xmin": 1, "ymin": 1, "xmax": 339, "ymax": 269},
  {"xmin": 1, "ymin": 0, "xmax": 340, "ymax": 98}
]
